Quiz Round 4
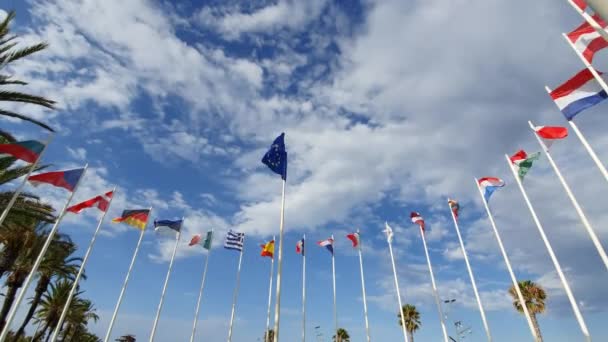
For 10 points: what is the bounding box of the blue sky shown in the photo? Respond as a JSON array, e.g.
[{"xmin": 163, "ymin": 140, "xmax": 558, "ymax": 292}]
[{"xmin": 2, "ymin": 0, "xmax": 608, "ymax": 341}]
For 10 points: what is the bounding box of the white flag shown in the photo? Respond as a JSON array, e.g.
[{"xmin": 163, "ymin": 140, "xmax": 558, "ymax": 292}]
[{"xmin": 384, "ymin": 222, "xmax": 394, "ymax": 243}]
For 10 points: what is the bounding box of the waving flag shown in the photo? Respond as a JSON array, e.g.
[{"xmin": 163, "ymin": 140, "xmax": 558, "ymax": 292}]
[
  {"xmin": 411, "ymin": 212, "xmax": 425, "ymax": 232},
  {"xmin": 346, "ymin": 232, "xmax": 360, "ymax": 248},
  {"xmin": 448, "ymin": 199, "xmax": 460, "ymax": 219},
  {"xmin": 0, "ymin": 140, "xmax": 44, "ymax": 163},
  {"xmin": 28, "ymin": 168, "xmax": 85, "ymax": 192},
  {"xmin": 534, "ymin": 126, "xmax": 569, "ymax": 140},
  {"xmin": 384, "ymin": 222, "xmax": 394, "ymax": 243},
  {"xmin": 510, "ymin": 150, "xmax": 541, "ymax": 180},
  {"xmin": 112, "ymin": 209, "xmax": 150, "ymax": 230},
  {"xmin": 154, "ymin": 219, "xmax": 183, "ymax": 232},
  {"xmin": 317, "ymin": 238, "xmax": 334, "ymax": 255},
  {"xmin": 261, "ymin": 133, "xmax": 287, "ymax": 180},
  {"xmin": 296, "ymin": 238, "xmax": 305, "ymax": 255},
  {"xmin": 567, "ymin": 15, "xmax": 608, "ymax": 63},
  {"xmin": 260, "ymin": 240, "xmax": 275, "ymax": 258},
  {"xmin": 573, "ymin": 0, "xmax": 587, "ymax": 10},
  {"xmin": 189, "ymin": 231, "xmax": 213, "ymax": 250},
  {"xmin": 224, "ymin": 230, "xmax": 245, "ymax": 252},
  {"xmin": 549, "ymin": 69, "xmax": 607, "ymax": 120},
  {"xmin": 478, "ymin": 177, "xmax": 505, "ymax": 202},
  {"xmin": 67, "ymin": 191, "xmax": 113, "ymax": 214}
]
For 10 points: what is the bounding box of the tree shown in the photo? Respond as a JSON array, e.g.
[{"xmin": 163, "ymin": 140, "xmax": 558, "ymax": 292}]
[
  {"xmin": 60, "ymin": 298, "xmax": 99, "ymax": 341},
  {"xmin": 32, "ymin": 280, "xmax": 73, "ymax": 342},
  {"xmin": 398, "ymin": 304, "xmax": 421, "ymax": 342},
  {"xmin": 0, "ymin": 11, "xmax": 55, "ymax": 131},
  {"xmin": 115, "ymin": 335, "xmax": 136, "ymax": 342},
  {"xmin": 509, "ymin": 280, "xmax": 546, "ymax": 342},
  {"xmin": 263, "ymin": 329, "xmax": 274, "ymax": 342},
  {"xmin": 332, "ymin": 328, "xmax": 350, "ymax": 342}
]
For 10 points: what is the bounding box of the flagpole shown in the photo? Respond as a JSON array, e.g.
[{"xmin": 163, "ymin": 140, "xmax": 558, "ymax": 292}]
[
  {"xmin": 190, "ymin": 230, "xmax": 213, "ymax": 342},
  {"xmin": 103, "ymin": 207, "xmax": 152, "ymax": 342},
  {"xmin": 419, "ymin": 227, "xmax": 449, "ymax": 342},
  {"xmin": 0, "ymin": 134, "xmax": 53, "ymax": 228},
  {"xmin": 331, "ymin": 234, "xmax": 338, "ymax": 341},
  {"xmin": 265, "ymin": 236, "xmax": 276, "ymax": 341},
  {"xmin": 545, "ymin": 85, "xmax": 608, "ymax": 185},
  {"xmin": 50, "ymin": 187, "xmax": 117, "ymax": 342},
  {"xmin": 505, "ymin": 155, "xmax": 591, "ymax": 340},
  {"xmin": 0, "ymin": 164, "xmax": 87, "ymax": 341},
  {"xmin": 357, "ymin": 230, "xmax": 371, "ymax": 342},
  {"xmin": 301, "ymin": 234, "xmax": 306, "ymax": 342},
  {"xmin": 149, "ymin": 225, "xmax": 182, "ymax": 342},
  {"xmin": 474, "ymin": 179, "xmax": 538, "ymax": 340},
  {"xmin": 227, "ymin": 242, "xmax": 245, "ymax": 342},
  {"xmin": 529, "ymin": 120, "xmax": 608, "ymax": 272},
  {"xmin": 387, "ymin": 234, "xmax": 409, "ymax": 342},
  {"xmin": 273, "ymin": 179, "xmax": 286, "ymax": 342},
  {"xmin": 561, "ymin": 34, "xmax": 608, "ymax": 96},
  {"xmin": 447, "ymin": 200, "xmax": 492, "ymax": 342},
  {"xmin": 567, "ymin": 0, "xmax": 608, "ymax": 41}
]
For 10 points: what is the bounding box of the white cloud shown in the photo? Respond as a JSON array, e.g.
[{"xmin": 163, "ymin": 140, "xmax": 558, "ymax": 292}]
[{"xmin": 66, "ymin": 146, "xmax": 87, "ymax": 161}]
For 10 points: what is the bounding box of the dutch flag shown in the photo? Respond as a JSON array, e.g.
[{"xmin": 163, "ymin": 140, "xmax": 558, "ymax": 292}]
[{"xmin": 549, "ymin": 69, "xmax": 608, "ymax": 120}]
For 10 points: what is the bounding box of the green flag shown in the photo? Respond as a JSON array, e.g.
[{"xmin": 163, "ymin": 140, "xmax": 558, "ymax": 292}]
[
  {"xmin": 510, "ymin": 150, "xmax": 540, "ymax": 180},
  {"xmin": 203, "ymin": 231, "xmax": 213, "ymax": 250}
]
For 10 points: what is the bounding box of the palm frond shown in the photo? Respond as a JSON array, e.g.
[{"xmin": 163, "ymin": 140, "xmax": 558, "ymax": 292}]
[
  {"xmin": 0, "ymin": 108, "xmax": 55, "ymax": 132},
  {"xmin": 0, "ymin": 90, "xmax": 55, "ymax": 108},
  {"xmin": 0, "ymin": 42, "xmax": 48, "ymax": 66}
]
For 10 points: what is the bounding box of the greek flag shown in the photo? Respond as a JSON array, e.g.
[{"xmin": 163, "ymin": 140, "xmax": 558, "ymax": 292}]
[{"xmin": 224, "ymin": 230, "xmax": 245, "ymax": 252}]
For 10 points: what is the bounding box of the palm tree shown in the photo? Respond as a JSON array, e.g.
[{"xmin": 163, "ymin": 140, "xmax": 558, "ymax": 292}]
[
  {"xmin": 332, "ymin": 328, "xmax": 350, "ymax": 342},
  {"xmin": 59, "ymin": 298, "xmax": 99, "ymax": 341},
  {"xmin": 115, "ymin": 335, "xmax": 136, "ymax": 342},
  {"xmin": 13, "ymin": 238, "xmax": 82, "ymax": 340},
  {"xmin": 263, "ymin": 329, "xmax": 274, "ymax": 342},
  {"xmin": 509, "ymin": 280, "xmax": 546, "ymax": 342},
  {"xmin": 32, "ymin": 280, "xmax": 73, "ymax": 342},
  {"xmin": 398, "ymin": 304, "xmax": 421, "ymax": 342},
  {"xmin": 0, "ymin": 11, "xmax": 55, "ymax": 131}
]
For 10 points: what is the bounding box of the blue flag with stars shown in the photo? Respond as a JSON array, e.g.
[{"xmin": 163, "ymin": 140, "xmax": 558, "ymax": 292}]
[{"xmin": 262, "ymin": 132, "xmax": 287, "ymax": 180}]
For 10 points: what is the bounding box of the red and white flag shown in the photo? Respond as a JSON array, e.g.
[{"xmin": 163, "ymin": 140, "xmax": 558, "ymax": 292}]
[
  {"xmin": 67, "ymin": 191, "xmax": 113, "ymax": 214},
  {"xmin": 346, "ymin": 232, "xmax": 360, "ymax": 248},
  {"xmin": 567, "ymin": 14, "xmax": 608, "ymax": 63},
  {"xmin": 534, "ymin": 126, "xmax": 568, "ymax": 149},
  {"xmin": 411, "ymin": 212, "xmax": 425, "ymax": 232}
]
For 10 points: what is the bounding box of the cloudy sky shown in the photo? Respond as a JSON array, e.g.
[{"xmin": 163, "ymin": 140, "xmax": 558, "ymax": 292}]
[{"xmin": 2, "ymin": 0, "xmax": 608, "ymax": 341}]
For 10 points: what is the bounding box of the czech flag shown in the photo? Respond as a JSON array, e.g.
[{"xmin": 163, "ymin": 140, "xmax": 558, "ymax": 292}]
[
  {"xmin": 549, "ymin": 69, "xmax": 607, "ymax": 120},
  {"xmin": 0, "ymin": 140, "xmax": 44, "ymax": 163},
  {"xmin": 317, "ymin": 238, "xmax": 334, "ymax": 255},
  {"xmin": 346, "ymin": 232, "xmax": 360, "ymax": 248},
  {"xmin": 28, "ymin": 168, "xmax": 85, "ymax": 192},
  {"xmin": 260, "ymin": 240, "xmax": 275, "ymax": 258},
  {"xmin": 478, "ymin": 177, "xmax": 505, "ymax": 202}
]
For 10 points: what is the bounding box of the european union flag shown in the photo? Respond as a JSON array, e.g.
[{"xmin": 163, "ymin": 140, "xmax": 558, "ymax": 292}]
[{"xmin": 262, "ymin": 132, "xmax": 287, "ymax": 180}]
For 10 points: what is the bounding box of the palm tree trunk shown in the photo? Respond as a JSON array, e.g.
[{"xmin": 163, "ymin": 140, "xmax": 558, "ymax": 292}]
[
  {"xmin": 44, "ymin": 328, "xmax": 52, "ymax": 342},
  {"xmin": 407, "ymin": 330, "xmax": 414, "ymax": 342},
  {"xmin": 0, "ymin": 282, "xmax": 19, "ymax": 331},
  {"xmin": 530, "ymin": 313, "xmax": 543, "ymax": 342},
  {"xmin": 13, "ymin": 276, "xmax": 50, "ymax": 341}
]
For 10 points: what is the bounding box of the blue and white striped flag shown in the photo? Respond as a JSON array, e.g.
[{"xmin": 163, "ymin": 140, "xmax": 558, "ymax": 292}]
[{"xmin": 224, "ymin": 230, "xmax": 245, "ymax": 252}]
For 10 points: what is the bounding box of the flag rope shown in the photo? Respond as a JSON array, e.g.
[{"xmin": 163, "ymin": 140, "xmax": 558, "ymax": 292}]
[
  {"xmin": 227, "ymin": 241, "xmax": 245, "ymax": 342},
  {"xmin": 190, "ymin": 230, "xmax": 213, "ymax": 342},
  {"xmin": 387, "ymin": 235, "xmax": 409, "ymax": 342},
  {"xmin": 357, "ymin": 230, "xmax": 371, "ymax": 342}
]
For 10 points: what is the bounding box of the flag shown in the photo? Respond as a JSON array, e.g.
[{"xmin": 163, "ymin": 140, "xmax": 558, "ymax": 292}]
[
  {"xmin": 261, "ymin": 133, "xmax": 287, "ymax": 180},
  {"xmin": 260, "ymin": 240, "xmax": 275, "ymax": 258},
  {"xmin": 411, "ymin": 212, "xmax": 425, "ymax": 232},
  {"xmin": 384, "ymin": 222, "xmax": 394, "ymax": 244},
  {"xmin": 112, "ymin": 209, "xmax": 150, "ymax": 230},
  {"xmin": 346, "ymin": 232, "xmax": 360, "ymax": 248},
  {"xmin": 296, "ymin": 238, "xmax": 305, "ymax": 255},
  {"xmin": 317, "ymin": 238, "xmax": 334, "ymax": 255},
  {"xmin": 573, "ymin": 0, "xmax": 587, "ymax": 10},
  {"xmin": 534, "ymin": 126, "xmax": 569, "ymax": 150},
  {"xmin": 478, "ymin": 177, "xmax": 505, "ymax": 202},
  {"xmin": 549, "ymin": 69, "xmax": 607, "ymax": 120},
  {"xmin": 448, "ymin": 199, "xmax": 460, "ymax": 219},
  {"xmin": 567, "ymin": 15, "xmax": 608, "ymax": 63},
  {"xmin": 510, "ymin": 150, "xmax": 541, "ymax": 180},
  {"xmin": 0, "ymin": 140, "xmax": 44, "ymax": 163},
  {"xmin": 189, "ymin": 231, "xmax": 213, "ymax": 250},
  {"xmin": 224, "ymin": 230, "xmax": 244, "ymax": 252},
  {"xmin": 28, "ymin": 168, "xmax": 85, "ymax": 192},
  {"xmin": 67, "ymin": 191, "xmax": 113, "ymax": 214},
  {"xmin": 154, "ymin": 219, "xmax": 183, "ymax": 232}
]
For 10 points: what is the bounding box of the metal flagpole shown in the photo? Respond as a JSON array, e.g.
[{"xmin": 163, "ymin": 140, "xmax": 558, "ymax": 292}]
[
  {"xmin": 419, "ymin": 227, "xmax": 449, "ymax": 342},
  {"xmin": 387, "ymin": 234, "xmax": 409, "ymax": 342},
  {"xmin": 50, "ymin": 187, "xmax": 117, "ymax": 342},
  {"xmin": 265, "ymin": 236, "xmax": 276, "ymax": 341},
  {"xmin": 447, "ymin": 200, "xmax": 492, "ymax": 342},
  {"xmin": 545, "ymin": 83, "xmax": 608, "ymax": 185},
  {"xmin": 356, "ymin": 230, "xmax": 371, "ymax": 342},
  {"xmin": 190, "ymin": 230, "xmax": 213, "ymax": 342},
  {"xmin": 567, "ymin": 0, "xmax": 608, "ymax": 42},
  {"xmin": 149, "ymin": 224, "xmax": 182, "ymax": 342},
  {"xmin": 0, "ymin": 164, "xmax": 87, "ymax": 341},
  {"xmin": 505, "ymin": 155, "xmax": 591, "ymax": 341},
  {"xmin": 272, "ymin": 179, "xmax": 286, "ymax": 342},
  {"xmin": 302, "ymin": 234, "xmax": 306, "ymax": 342},
  {"xmin": 103, "ymin": 207, "xmax": 152, "ymax": 342},
  {"xmin": 561, "ymin": 34, "xmax": 608, "ymax": 96},
  {"xmin": 331, "ymin": 234, "xmax": 338, "ymax": 341},
  {"xmin": 0, "ymin": 134, "xmax": 53, "ymax": 228},
  {"xmin": 474, "ymin": 179, "xmax": 538, "ymax": 340},
  {"xmin": 227, "ymin": 242, "xmax": 245, "ymax": 342},
  {"xmin": 529, "ymin": 120, "xmax": 608, "ymax": 272}
]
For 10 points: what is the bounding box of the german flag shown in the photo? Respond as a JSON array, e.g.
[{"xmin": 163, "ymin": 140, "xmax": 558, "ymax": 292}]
[{"xmin": 112, "ymin": 209, "xmax": 150, "ymax": 230}]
